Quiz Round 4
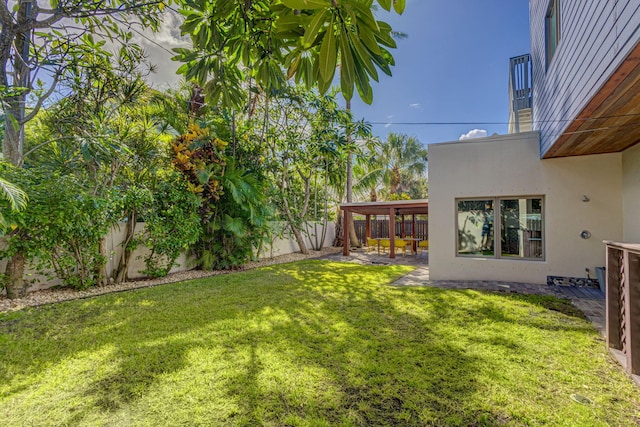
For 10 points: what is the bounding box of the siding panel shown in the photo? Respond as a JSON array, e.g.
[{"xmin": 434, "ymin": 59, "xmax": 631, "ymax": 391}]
[{"xmin": 531, "ymin": 0, "xmax": 640, "ymax": 156}]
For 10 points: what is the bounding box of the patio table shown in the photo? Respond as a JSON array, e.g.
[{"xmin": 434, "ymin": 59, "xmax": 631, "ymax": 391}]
[{"xmin": 401, "ymin": 237, "xmax": 422, "ymax": 254}]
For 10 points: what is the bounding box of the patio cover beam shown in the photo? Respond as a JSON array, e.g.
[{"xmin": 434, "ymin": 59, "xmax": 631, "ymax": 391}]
[
  {"xmin": 389, "ymin": 207, "xmax": 395, "ymax": 258},
  {"xmin": 339, "ymin": 199, "xmax": 428, "ymax": 258}
]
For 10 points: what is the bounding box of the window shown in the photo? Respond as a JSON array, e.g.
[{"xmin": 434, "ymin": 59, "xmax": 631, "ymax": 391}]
[
  {"xmin": 457, "ymin": 200, "xmax": 494, "ymax": 257},
  {"xmin": 545, "ymin": 0, "xmax": 561, "ymax": 68},
  {"xmin": 457, "ymin": 197, "xmax": 544, "ymax": 260}
]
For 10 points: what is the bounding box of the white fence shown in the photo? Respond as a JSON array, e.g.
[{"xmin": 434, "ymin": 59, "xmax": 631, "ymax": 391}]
[
  {"xmin": 258, "ymin": 221, "xmax": 335, "ymax": 258},
  {"xmin": 1, "ymin": 221, "xmax": 336, "ymax": 293}
]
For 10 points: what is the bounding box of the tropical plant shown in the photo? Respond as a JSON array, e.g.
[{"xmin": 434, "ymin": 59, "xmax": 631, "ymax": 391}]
[
  {"xmin": 173, "ymin": 0, "xmax": 404, "ymax": 108},
  {"xmin": 195, "ymin": 160, "xmax": 272, "ymax": 270},
  {"xmin": 0, "ymin": 168, "xmax": 114, "ymax": 295},
  {"xmin": 0, "ymin": 172, "xmax": 27, "ymax": 232},
  {"xmin": 356, "ymin": 132, "xmax": 428, "ymax": 201},
  {"xmin": 169, "ymin": 123, "xmax": 272, "ymax": 270},
  {"xmin": 174, "ymin": 1, "xmax": 408, "ymax": 252},
  {"xmin": 171, "ymin": 123, "xmax": 227, "ymax": 216},
  {"xmin": 256, "ymin": 86, "xmax": 351, "ymax": 253},
  {"xmin": 25, "ymin": 52, "xmax": 176, "ymax": 285},
  {"xmin": 136, "ymin": 175, "xmax": 202, "ymax": 278},
  {"xmin": 0, "ymin": 0, "xmax": 171, "ymax": 167}
]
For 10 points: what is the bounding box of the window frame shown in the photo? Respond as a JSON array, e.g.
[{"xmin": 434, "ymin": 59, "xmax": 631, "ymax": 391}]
[
  {"xmin": 455, "ymin": 196, "xmax": 545, "ymax": 261},
  {"xmin": 545, "ymin": 0, "xmax": 561, "ymax": 69}
]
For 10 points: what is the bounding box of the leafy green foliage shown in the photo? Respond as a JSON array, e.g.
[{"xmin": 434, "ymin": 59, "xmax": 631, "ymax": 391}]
[
  {"xmin": 170, "ymin": 124, "xmax": 272, "ymax": 270},
  {"xmin": 21, "ymin": 56, "xmax": 187, "ymax": 285},
  {"xmin": 356, "ymin": 132, "xmax": 428, "ymax": 201},
  {"xmin": 195, "ymin": 160, "xmax": 272, "ymax": 270},
  {"xmin": 0, "ymin": 168, "xmax": 28, "ymax": 232},
  {"xmin": 24, "ymin": 47, "xmax": 164, "ymax": 193},
  {"xmin": 137, "ymin": 175, "xmax": 202, "ymax": 278},
  {"xmin": 170, "ymin": 123, "xmax": 227, "ymax": 218},
  {"xmin": 0, "ymin": 167, "xmax": 113, "ymax": 289},
  {"xmin": 255, "ymin": 86, "xmax": 359, "ymax": 251},
  {"xmin": 173, "ymin": 0, "xmax": 404, "ymax": 107},
  {"xmin": 1, "ymin": 1, "xmax": 173, "ymax": 165},
  {"xmin": 0, "ymin": 175, "xmax": 27, "ymax": 212}
]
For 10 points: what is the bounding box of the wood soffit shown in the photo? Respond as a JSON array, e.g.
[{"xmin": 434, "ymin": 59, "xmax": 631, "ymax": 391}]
[{"xmin": 544, "ymin": 40, "xmax": 640, "ymax": 158}]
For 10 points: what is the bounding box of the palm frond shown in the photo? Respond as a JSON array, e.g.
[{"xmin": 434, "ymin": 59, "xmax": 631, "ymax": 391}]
[{"xmin": 0, "ymin": 177, "xmax": 27, "ymax": 211}]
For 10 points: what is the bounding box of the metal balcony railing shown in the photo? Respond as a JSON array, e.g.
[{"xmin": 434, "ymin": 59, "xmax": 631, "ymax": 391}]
[{"xmin": 509, "ymin": 54, "xmax": 532, "ymax": 133}]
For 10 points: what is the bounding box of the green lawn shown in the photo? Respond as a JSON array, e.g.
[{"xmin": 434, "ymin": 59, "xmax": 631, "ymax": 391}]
[{"xmin": 0, "ymin": 260, "xmax": 638, "ymax": 426}]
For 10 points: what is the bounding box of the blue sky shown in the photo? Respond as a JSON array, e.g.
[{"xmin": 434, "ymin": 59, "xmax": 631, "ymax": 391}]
[
  {"xmin": 350, "ymin": 0, "xmax": 531, "ymax": 145},
  {"xmin": 144, "ymin": 1, "xmax": 531, "ymax": 146}
]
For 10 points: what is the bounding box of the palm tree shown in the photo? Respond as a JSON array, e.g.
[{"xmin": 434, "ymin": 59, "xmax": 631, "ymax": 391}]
[
  {"xmin": 0, "ymin": 175, "xmax": 27, "ymax": 231},
  {"xmin": 356, "ymin": 133, "xmax": 428, "ymax": 201}
]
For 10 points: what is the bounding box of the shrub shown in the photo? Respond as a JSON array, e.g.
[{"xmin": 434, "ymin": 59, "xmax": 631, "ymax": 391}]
[
  {"xmin": 170, "ymin": 125, "xmax": 272, "ymax": 270},
  {"xmin": 137, "ymin": 174, "xmax": 202, "ymax": 278},
  {"xmin": 0, "ymin": 167, "xmax": 113, "ymax": 290}
]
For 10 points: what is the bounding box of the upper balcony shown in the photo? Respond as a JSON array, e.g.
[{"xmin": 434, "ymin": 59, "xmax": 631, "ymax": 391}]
[{"xmin": 508, "ymin": 54, "xmax": 532, "ymax": 134}]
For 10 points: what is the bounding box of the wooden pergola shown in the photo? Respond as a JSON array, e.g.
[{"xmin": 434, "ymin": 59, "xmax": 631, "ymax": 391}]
[{"xmin": 340, "ymin": 199, "xmax": 429, "ymax": 258}]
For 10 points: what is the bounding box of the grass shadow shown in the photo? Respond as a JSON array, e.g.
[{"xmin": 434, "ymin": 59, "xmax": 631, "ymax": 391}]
[{"xmin": 0, "ymin": 260, "xmax": 638, "ymax": 426}]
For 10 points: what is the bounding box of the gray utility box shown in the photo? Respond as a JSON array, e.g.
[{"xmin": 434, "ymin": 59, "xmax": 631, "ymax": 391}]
[{"xmin": 595, "ymin": 266, "xmax": 606, "ymax": 292}]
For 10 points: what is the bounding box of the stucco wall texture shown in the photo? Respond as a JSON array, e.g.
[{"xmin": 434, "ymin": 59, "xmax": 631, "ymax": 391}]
[{"xmin": 428, "ymin": 131, "xmax": 626, "ymax": 284}]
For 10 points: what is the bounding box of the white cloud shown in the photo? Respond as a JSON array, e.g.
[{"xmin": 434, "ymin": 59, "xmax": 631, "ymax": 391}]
[
  {"xmin": 133, "ymin": 10, "xmax": 190, "ymax": 89},
  {"xmin": 409, "ymin": 103, "xmax": 421, "ymax": 109},
  {"xmin": 459, "ymin": 129, "xmax": 488, "ymax": 140},
  {"xmin": 384, "ymin": 115, "xmax": 393, "ymax": 128}
]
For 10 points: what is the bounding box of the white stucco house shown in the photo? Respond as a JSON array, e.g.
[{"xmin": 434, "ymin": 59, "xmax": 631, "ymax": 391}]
[{"xmin": 428, "ymin": 0, "xmax": 640, "ymax": 285}]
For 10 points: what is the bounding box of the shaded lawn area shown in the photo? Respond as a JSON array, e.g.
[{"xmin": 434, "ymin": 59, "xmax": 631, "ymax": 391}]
[{"xmin": 0, "ymin": 261, "xmax": 638, "ymax": 426}]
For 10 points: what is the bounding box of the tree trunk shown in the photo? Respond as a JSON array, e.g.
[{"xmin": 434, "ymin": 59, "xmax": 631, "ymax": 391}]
[
  {"xmin": 279, "ymin": 170, "xmax": 310, "ymax": 255},
  {"xmin": 2, "ymin": 2, "xmax": 32, "ymax": 166},
  {"xmin": 3, "ymin": 97, "xmax": 24, "ymax": 166},
  {"xmin": 319, "ymin": 167, "xmax": 330, "ymax": 248},
  {"xmin": 5, "ymin": 251, "xmax": 26, "ymax": 299},
  {"xmin": 114, "ymin": 213, "xmax": 137, "ymax": 283},
  {"xmin": 304, "ymin": 173, "xmax": 328, "ymax": 251},
  {"xmin": 348, "ymin": 214, "xmax": 360, "ymax": 248},
  {"xmin": 95, "ymin": 237, "xmax": 108, "ymax": 286},
  {"xmin": 2, "ymin": 6, "xmax": 31, "ymax": 299},
  {"xmin": 291, "ymin": 225, "xmax": 309, "ymax": 255},
  {"xmin": 333, "ymin": 208, "xmax": 343, "ymax": 247},
  {"xmin": 345, "ymin": 100, "xmax": 360, "ymax": 247}
]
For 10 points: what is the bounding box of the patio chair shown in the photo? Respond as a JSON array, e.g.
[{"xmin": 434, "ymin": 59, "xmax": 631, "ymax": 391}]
[
  {"xmin": 419, "ymin": 239, "xmax": 429, "ymax": 253},
  {"xmin": 366, "ymin": 237, "xmax": 379, "ymax": 254},
  {"xmin": 379, "ymin": 238, "xmax": 391, "ymax": 254},
  {"xmin": 393, "ymin": 238, "xmax": 410, "ymax": 256}
]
